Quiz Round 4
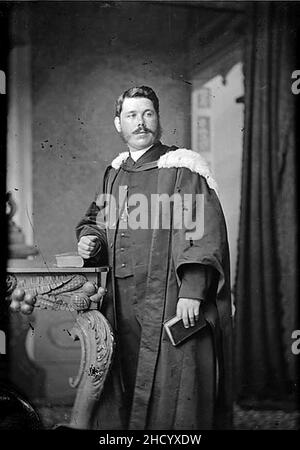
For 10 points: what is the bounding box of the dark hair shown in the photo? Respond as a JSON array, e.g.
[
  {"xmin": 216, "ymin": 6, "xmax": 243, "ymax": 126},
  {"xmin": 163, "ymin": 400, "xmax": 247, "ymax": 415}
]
[{"xmin": 115, "ymin": 86, "xmax": 159, "ymax": 117}]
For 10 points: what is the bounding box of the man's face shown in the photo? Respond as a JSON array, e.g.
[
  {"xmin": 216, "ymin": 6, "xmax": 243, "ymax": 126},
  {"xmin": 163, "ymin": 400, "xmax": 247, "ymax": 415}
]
[{"xmin": 114, "ymin": 97, "xmax": 160, "ymax": 151}]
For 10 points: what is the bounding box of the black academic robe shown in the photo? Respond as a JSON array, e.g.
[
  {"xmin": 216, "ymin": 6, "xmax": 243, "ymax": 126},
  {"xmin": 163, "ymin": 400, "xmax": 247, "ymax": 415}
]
[{"xmin": 76, "ymin": 143, "xmax": 233, "ymax": 430}]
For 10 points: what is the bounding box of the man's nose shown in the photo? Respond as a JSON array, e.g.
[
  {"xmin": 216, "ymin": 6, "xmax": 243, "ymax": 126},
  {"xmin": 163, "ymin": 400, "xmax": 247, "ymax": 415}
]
[{"xmin": 137, "ymin": 114, "xmax": 145, "ymax": 127}]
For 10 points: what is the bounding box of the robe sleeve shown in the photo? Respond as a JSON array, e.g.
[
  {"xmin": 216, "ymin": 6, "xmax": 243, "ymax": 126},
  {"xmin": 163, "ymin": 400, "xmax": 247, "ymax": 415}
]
[
  {"xmin": 178, "ymin": 263, "xmax": 213, "ymax": 301},
  {"xmin": 75, "ymin": 169, "xmax": 111, "ymax": 266},
  {"xmin": 172, "ymin": 168, "xmax": 230, "ymax": 300}
]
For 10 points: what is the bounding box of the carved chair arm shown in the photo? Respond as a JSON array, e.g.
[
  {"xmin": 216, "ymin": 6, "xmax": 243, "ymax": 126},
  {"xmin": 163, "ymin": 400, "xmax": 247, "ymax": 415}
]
[{"xmin": 5, "ymin": 270, "xmax": 114, "ymax": 430}]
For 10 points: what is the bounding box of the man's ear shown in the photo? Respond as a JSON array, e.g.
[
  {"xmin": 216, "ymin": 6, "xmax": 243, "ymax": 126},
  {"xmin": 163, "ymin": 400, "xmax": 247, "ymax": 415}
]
[{"xmin": 114, "ymin": 116, "xmax": 121, "ymax": 133}]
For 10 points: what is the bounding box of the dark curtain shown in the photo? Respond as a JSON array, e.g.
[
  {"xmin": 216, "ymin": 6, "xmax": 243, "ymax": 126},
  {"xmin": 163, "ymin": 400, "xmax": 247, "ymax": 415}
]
[{"xmin": 235, "ymin": 2, "xmax": 299, "ymax": 405}]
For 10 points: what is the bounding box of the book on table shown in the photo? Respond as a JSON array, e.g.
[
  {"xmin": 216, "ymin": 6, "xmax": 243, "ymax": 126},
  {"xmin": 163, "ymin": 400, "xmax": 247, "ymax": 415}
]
[{"xmin": 55, "ymin": 252, "xmax": 85, "ymax": 268}]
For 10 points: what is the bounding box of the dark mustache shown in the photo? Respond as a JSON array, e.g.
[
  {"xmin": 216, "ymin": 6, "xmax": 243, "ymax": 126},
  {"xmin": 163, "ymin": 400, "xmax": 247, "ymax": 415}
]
[{"xmin": 133, "ymin": 127, "xmax": 153, "ymax": 134}]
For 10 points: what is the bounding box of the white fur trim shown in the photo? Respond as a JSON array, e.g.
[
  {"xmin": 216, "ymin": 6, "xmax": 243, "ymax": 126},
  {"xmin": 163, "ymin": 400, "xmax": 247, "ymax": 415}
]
[
  {"xmin": 158, "ymin": 148, "xmax": 219, "ymax": 194},
  {"xmin": 111, "ymin": 151, "xmax": 130, "ymax": 170},
  {"xmin": 110, "ymin": 148, "xmax": 218, "ymax": 195}
]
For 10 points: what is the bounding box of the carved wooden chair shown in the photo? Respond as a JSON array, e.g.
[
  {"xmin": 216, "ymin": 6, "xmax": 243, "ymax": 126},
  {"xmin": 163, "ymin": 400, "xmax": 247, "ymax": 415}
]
[
  {"xmin": 5, "ymin": 264, "xmax": 114, "ymax": 429},
  {"xmin": 0, "ymin": 381, "xmax": 43, "ymax": 430}
]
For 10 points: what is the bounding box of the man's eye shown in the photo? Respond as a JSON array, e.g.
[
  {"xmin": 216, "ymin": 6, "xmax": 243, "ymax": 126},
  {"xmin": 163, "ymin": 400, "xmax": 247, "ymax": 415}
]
[
  {"xmin": 145, "ymin": 112, "xmax": 153, "ymax": 117},
  {"xmin": 127, "ymin": 114, "xmax": 136, "ymax": 118}
]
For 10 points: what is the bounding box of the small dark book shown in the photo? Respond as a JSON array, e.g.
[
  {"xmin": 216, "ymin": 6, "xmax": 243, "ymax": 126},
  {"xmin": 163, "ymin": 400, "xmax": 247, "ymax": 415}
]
[
  {"xmin": 55, "ymin": 252, "xmax": 84, "ymax": 268},
  {"xmin": 163, "ymin": 312, "xmax": 207, "ymax": 346}
]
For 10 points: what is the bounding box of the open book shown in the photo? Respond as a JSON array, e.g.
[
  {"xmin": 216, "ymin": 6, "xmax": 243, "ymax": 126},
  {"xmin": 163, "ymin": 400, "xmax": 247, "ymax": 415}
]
[
  {"xmin": 55, "ymin": 252, "xmax": 84, "ymax": 268},
  {"xmin": 163, "ymin": 311, "xmax": 207, "ymax": 346}
]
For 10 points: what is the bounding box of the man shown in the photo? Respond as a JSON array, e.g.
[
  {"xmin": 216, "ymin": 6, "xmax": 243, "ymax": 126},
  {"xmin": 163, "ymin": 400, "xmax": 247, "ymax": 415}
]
[{"xmin": 76, "ymin": 86, "xmax": 233, "ymax": 430}]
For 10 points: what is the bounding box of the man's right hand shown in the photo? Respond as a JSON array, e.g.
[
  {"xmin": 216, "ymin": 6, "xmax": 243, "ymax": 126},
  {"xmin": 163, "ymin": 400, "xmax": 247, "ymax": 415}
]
[{"xmin": 78, "ymin": 235, "xmax": 101, "ymax": 259}]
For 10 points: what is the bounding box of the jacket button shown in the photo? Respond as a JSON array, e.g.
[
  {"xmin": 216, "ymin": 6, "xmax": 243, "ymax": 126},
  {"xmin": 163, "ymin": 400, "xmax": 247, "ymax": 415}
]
[
  {"xmin": 110, "ymin": 243, "xmax": 113, "ymax": 248},
  {"xmin": 121, "ymin": 263, "xmax": 126, "ymax": 267},
  {"xmin": 121, "ymin": 232, "xmax": 125, "ymax": 237},
  {"xmin": 120, "ymin": 248, "xmax": 124, "ymax": 252}
]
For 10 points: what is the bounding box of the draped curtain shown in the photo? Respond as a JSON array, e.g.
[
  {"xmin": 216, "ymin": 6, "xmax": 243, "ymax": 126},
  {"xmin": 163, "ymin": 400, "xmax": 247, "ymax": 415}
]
[{"xmin": 234, "ymin": 2, "xmax": 299, "ymax": 405}]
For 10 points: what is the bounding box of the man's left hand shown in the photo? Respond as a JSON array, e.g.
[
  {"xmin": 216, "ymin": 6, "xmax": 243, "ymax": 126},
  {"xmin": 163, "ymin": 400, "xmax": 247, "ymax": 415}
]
[{"xmin": 176, "ymin": 298, "xmax": 201, "ymax": 328}]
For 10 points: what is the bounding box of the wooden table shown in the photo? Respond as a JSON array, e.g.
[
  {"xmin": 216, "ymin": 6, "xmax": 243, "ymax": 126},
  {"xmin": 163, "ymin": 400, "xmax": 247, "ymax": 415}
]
[{"xmin": 6, "ymin": 259, "xmax": 114, "ymax": 429}]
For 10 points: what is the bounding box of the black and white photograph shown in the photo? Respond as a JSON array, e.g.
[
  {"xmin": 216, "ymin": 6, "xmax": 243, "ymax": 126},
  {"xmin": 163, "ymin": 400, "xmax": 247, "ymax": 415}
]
[{"xmin": 0, "ymin": 0, "xmax": 299, "ymax": 438}]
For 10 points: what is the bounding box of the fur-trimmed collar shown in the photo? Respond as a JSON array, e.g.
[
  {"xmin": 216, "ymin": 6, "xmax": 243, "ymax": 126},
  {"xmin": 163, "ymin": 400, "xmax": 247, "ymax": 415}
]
[
  {"xmin": 110, "ymin": 148, "xmax": 218, "ymax": 194},
  {"xmin": 158, "ymin": 148, "xmax": 218, "ymax": 194},
  {"xmin": 111, "ymin": 151, "xmax": 130, "ymax": 169}
]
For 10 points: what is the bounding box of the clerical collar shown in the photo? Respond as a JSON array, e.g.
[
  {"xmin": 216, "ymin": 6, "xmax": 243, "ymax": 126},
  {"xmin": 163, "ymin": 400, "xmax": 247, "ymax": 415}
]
[{"xmin": 129, "ymin": 146, "xmax": 152, "ymax": 162}]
